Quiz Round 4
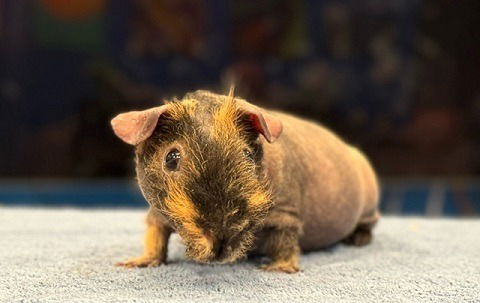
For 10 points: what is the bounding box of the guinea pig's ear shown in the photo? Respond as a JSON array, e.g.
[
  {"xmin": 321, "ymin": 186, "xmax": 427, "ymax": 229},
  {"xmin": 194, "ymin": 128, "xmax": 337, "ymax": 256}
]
[
  {"xmin": 111, "ymin": 105, "xmax": 168, "ymax": 145},
  {"xmin": 236, "ymin": 100, "xmax": 283, "ymax": 143}
]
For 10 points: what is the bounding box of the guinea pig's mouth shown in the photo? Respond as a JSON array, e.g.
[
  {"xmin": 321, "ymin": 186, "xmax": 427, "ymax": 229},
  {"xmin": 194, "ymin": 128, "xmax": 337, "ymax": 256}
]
[
  {"xmin": 210, "ymin": 237, "xmax": 244, "ymax": 264},
  {"xmin": 186, "ymin": 241, "xmax": 239, "ymax": 264},
  {"xmin": 184, "ymin": 231, "xmax": 253, "ymax": 264}
]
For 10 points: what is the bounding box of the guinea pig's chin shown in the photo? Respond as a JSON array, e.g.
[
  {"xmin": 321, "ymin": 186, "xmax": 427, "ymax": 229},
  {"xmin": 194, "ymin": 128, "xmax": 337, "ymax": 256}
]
[
  {"xmin": 185, "ymin": 241, "xmax": 249, "ymax": 264},
  {"xmin": 194, "ymin": 251, "xmax": 245, "ymax": 265},
  {"xmin": 217, "ymin": 251, "xmax": 246, "ymax": 264},
  {"xmin": 185, "ymin": 246, "xmax": 243, "ymax": 264}
]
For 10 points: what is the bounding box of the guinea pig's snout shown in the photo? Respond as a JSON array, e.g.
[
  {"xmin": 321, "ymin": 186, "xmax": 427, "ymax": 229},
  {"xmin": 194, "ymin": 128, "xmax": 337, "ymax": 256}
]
[
  {"xmin": 213, "ymin": 237, "xmax": 228, "ymax": 260},
  {"xmin": 200, "ymin": 230, "xmax": 223, "ymax": 259},
  {"xmin": 198, "ymin": 230, "xmax": 233, "ymax": 263}
]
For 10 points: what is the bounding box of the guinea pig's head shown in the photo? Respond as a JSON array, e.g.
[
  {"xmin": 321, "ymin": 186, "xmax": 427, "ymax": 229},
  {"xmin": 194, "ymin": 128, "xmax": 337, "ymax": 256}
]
[{"xmin": 111, "ymin": 89, "xmax": 282, "ymax": 263}]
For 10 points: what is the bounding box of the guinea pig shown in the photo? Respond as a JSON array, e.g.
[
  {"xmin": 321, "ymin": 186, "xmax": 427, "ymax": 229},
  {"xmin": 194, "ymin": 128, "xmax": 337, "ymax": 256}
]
[{"xmin": 111, "ymin": 88, "xmax": 380, "ymax": 273}]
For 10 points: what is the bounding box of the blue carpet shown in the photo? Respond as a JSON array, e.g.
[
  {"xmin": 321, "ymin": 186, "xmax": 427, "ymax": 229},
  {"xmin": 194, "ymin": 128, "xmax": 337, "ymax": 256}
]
[{"xmin": 0, "ymin": 180, "xmax": 479, "ymax": 216}]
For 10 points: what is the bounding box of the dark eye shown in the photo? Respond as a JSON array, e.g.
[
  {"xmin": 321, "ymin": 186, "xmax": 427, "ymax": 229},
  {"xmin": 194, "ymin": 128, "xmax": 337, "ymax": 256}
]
[
  {"xmin": 165, "ymin": 149, "xmax": 181, "ymax": 171},
  {"xmin": 243, "ymin": 149, "xmax": 254, "ymax": 161}
]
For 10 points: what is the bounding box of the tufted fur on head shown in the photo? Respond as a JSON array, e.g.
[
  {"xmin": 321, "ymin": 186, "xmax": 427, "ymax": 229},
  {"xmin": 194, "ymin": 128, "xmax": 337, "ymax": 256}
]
[{"xmin": 111, "ymin": 88, "xmax": 282, "ymax": 263}]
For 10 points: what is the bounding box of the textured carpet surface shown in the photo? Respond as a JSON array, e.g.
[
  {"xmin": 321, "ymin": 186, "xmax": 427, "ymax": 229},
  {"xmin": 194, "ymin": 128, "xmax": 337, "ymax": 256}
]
[{"xmin": 0, "ymin": 207, "xmax": 479, "ymax": 302}]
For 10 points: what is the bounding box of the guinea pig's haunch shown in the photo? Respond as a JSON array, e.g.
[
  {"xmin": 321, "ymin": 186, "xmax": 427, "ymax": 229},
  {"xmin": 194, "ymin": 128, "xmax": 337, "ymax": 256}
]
[{"xmin": 111, "ymin": 88, "xmax": 380, "ymax": 273}]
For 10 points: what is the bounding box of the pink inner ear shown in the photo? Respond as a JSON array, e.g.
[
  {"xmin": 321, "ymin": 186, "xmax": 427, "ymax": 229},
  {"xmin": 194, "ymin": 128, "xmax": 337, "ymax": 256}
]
[
  {"xmin": 111, "ymin": 106, "xmax": 167, "ymax": 145},
  {"xmin": 261, "ymin": 112, "xmax": 283, "ymax": 142},
  {"xmin": 236, "ymin": 99, "xmax": 283, "ymax": 143},
  {"xmin": 248, "ymin": 112, "xmax": 283, "ymax": 143}
]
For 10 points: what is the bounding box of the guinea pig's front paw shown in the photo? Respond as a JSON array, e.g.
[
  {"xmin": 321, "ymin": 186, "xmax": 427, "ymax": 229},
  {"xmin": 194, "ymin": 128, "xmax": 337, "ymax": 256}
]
[
  {"xmin": 115, "ymin": 255, "xmax": 165, "ymax": 268},
  {"xmin": 260, "ymin": 260, "xmax": 300, "ymax": 274}
]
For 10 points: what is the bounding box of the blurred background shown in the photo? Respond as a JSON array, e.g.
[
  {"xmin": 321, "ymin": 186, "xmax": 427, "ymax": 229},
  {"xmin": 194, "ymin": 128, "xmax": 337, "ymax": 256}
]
[{"xmin": 1, "ymin": 0, "xmax": 479, "ymax": 216}]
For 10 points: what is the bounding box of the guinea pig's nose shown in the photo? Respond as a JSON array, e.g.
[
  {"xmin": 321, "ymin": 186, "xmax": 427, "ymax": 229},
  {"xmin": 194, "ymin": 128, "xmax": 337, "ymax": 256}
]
[{"xmin": 214, "ymin": 237, "xmax": 227, "ymax": 259}]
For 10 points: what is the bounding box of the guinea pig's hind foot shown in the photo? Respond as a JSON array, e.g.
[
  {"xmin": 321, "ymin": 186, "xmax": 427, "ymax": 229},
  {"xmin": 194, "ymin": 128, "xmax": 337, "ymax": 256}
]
[
  {"xmin": 115, "ymin": 255, "xmax": 165, "ymax": 268},
  {"xmin": 259, "ymin": 249, "xmax": 300, "ymax": 274},
  {"xmin": 342, "ymin": 225, "xmax": 372, "ymax": 247},
  {"xmin": 260, "ymin": 259, "xmax": 300, "ymax": 274}
]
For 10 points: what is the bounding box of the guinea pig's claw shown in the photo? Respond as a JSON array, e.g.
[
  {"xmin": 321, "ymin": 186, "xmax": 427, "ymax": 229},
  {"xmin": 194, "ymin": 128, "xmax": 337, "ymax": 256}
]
[{"xmin": 115, "ymin": 256, "xmax": 165, "ymax": 268}]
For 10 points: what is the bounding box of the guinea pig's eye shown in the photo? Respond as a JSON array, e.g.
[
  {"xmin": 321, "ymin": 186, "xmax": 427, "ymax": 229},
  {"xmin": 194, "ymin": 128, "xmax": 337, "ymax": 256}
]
[
  {"xmin": 243, "ymin": 149, "xmax": 254, "ymax": 161},
  {"xmin": 165, "ymin": 149, "xmax": 181, "ymax": 171}
]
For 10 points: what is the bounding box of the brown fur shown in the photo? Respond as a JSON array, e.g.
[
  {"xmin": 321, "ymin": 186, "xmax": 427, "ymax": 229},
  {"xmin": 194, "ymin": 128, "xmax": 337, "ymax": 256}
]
[{"xmin": 113, "ymin": 90, "xmax": 380, "ymax": 273}]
